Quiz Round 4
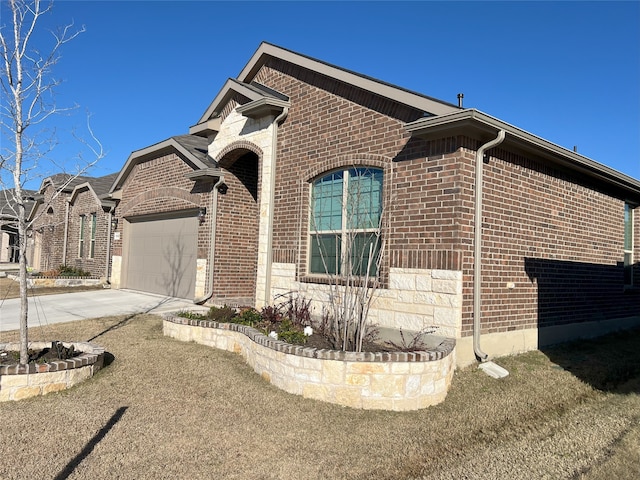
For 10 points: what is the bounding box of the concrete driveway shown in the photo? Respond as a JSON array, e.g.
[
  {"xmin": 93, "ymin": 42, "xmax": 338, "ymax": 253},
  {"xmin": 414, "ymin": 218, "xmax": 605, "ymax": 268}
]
[{"xmin": 0, "ymin": 288, "xmax": 206, "ymax": 332}]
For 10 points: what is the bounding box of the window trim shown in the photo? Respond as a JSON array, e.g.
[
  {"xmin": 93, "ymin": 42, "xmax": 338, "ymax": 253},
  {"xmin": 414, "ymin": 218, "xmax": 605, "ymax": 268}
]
[
  {"xmin": 308, "ymin": 167, "xmax": 383, "ymax": 278},
  {"xmin": 78, "ymin": 214, "xmax": 85, "ymax": 258},
  {"xmin": 624, "ymin": 203, "xmax": 634, "ymax": 287},
  {"xmin": 89, "ymin": 213, "xmax": 97, "ymax": 259}
]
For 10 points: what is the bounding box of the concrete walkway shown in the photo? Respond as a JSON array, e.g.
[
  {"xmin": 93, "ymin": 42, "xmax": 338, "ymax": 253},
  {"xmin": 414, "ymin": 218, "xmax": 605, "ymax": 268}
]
[{"xmin": 0, "ymin": 288, "xmax": 206, "ymax": 332}]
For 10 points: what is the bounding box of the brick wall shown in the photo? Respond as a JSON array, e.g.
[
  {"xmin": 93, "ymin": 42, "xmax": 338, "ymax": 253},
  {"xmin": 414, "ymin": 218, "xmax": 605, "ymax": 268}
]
[
  {"xmin": 211, "ymin": 151, "xmax": 259, "ymax": 306},
  {"xmin": 66, "ymin": 188, "xmax": 110, "ymax": 278},
  {"xmin": 249, "ymin": 59, "xmax": 639, "ymax": 340},
  {"xmin": 30, "ymin": 184, "xmax": 69, "ymax": 272}
]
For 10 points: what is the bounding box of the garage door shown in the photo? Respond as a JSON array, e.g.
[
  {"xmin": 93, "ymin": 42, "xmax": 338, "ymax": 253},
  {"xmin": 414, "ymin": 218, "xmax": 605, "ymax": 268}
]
[{"xmin": 125, "ymin": 214, "xmax": 198, "ymax": 299}]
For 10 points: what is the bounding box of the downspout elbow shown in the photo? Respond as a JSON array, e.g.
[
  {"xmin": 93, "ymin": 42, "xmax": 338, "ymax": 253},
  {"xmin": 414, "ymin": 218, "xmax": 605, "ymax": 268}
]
[{"xmin": 473, "ymin": 129, "xmax": 506, "ymax": 362}]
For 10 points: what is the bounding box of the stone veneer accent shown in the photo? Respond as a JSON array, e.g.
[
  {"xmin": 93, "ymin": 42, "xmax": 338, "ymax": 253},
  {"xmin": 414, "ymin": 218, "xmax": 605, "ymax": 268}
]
[
  {"xmin": 163, "ymin": 313, "xmax": 456, "ymax": 411},
  {"xmin": 110, "ymin": 255, "xmax": 122, "ymax": 288},
  {"xmin": 271, "ymin": 263, "xmax": 463, "ymax": 339},
  {"xmin": 195, "ymin": 259, "xmax": 207, "ymax": 299},
  {"xmin": 0, "ymin": 341, "xmax": 105, "ymax": 402}
]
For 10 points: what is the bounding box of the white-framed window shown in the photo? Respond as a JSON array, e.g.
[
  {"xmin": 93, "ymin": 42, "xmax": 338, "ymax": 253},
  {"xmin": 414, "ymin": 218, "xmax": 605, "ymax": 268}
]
[
  {"xmin": 78, "ymin": 214, "xmax": 85, "ymax": 258},
  {"xmin": 624, "ymin": 203, "xmax": 634, "ymax": 286},
  {"xmin": 309, "ymin": 167, "xmax": 383, "ymax": 277},
  {"xmin": 90, "ymin": 213, "xmax": 97, "ymax": 259}
]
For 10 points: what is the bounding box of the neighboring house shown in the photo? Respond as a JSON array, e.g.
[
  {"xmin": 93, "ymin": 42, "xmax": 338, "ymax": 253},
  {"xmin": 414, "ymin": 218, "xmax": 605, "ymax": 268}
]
[
  {"xmin": 0, "ymin": 189, "xmax": 36, "ymax": 264},
  {"xmin": 109, "ymin": 42, "xmax": 640, "ymax": 366},
  {"xmin": 29, "ymin": 173, "xmax": 119, "ymax": 278}
]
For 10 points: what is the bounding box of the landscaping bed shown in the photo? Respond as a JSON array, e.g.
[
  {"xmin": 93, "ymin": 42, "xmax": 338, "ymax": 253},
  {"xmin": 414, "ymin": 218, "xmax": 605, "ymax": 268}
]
[
  {"xmin": 0, "ymin": 340, "xmax": 106, "ymax": 402},
  {"xmin": 163, "ymin": 311, "xmax": 456, "ymax": 411}
]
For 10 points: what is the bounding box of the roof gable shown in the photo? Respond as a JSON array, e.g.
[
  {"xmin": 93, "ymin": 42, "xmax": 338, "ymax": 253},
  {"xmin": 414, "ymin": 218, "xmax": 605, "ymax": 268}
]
[
  {"xmin": 110, "ymin": 135, "xmax": 213, "ymax": 193},
  {"xmin": 238, "ymin": 42, "xmax": 460, "ymax": 117},
  {"xmin": 192, "ymin": 42, "xmax": 460, "ymax": 132}
]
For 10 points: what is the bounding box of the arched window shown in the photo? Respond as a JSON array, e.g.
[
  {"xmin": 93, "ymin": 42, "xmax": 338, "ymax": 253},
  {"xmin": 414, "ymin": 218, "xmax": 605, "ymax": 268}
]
[{"xmin": 310, "ymin": 167, "xmax": 383, "ymax": 276}]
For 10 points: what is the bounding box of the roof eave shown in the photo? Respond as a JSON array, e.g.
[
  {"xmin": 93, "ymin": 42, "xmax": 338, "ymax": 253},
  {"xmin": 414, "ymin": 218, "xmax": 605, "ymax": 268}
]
[
  {"xmin": 195, "ymin": 78, "xmax": 268, "ymax": 125},
  {"xmin": 110, "ymin": 138, "xmax": 211, "ymax": 194},
  {"xmin": 236, "ymin": 97, "xmax": 290, "ymax": 119},
  {"xmin": 185, "ymin": 167, "xmax": 224, "ymax": 182},
  {"xmin": 406, "ymin": 109, "xmax": 640, "ymax": 198},
  {"xmin": 238, "ymin": 42, "xmax": 460, "ymax": 116},
  {"xmin": 189, "ymin": 117, "xmax": 221, "ymax": 137}
]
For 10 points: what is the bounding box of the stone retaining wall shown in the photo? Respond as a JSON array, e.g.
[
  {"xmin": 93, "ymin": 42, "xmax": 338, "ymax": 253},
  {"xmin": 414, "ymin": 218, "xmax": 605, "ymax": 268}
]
[
  {"xmin": 8, "ymin": 274, "xmax": 103, "ymax": 288},
  {"xmin": 0, "ymin": 341, "xmax": 105, "ymax": 401},
  {"xmin": 163, "ymin": 314, "xmax": 456, "ymax": 411}
]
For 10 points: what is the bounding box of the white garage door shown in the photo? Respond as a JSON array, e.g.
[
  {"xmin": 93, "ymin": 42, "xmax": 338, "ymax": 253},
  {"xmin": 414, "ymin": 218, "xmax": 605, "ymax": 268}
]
[{"xmin": 125, "ymin": 214, "xmax": 198, "ymax": 299}]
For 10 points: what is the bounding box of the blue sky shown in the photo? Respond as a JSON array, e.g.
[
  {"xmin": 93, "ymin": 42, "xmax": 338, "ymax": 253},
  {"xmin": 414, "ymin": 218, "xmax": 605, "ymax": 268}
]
[{"xmin": 3, "ymin": 0, "xmax": 639, "ymax": 188}]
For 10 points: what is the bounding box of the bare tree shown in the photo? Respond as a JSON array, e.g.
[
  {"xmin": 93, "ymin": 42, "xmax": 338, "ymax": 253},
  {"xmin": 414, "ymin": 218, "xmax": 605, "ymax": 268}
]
[
  {"xmin": 310, "ymin": 165, "xmax": 392, "ymax": 352},
  {"xmin": 0, "ymin": 0, "xmax": 103, "ymax": 364}
]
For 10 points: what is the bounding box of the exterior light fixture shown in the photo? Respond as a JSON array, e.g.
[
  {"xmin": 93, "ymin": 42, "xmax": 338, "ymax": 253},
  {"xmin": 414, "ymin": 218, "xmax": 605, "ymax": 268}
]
[
  {"xmin": 111, "ymin": 217, "xmax": 118, "ymax": 230},
  {"xmin": 198, "ymin": 207, "xmax": 207, "ymax": 225}
]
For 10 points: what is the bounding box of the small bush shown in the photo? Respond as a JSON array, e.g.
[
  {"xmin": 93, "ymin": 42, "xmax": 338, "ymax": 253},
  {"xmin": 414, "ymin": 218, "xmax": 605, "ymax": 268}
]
[
  {"xmin": 207, "ymin": 305, "xmax": 236, "ymax": 323},
  {"xmin": 176, "ymin": 310, "xmax": 208, "ymax": 320},
  {"xmin": 58, "ymin": 265, "xmax": 91, "ymax": 277},
  {"xmin": 237, "ymin": 308, "xmax": 262, "ymax": 327},
  {"xmin": 275, "ymin": 318, "xmax": 307, "ymax": 345}
]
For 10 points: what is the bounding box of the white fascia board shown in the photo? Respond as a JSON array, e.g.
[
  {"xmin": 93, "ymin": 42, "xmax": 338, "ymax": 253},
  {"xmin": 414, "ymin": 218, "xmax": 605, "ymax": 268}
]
[{"xmin": 238, "ymin": 42, "xmax": 460, "ymax": 116}]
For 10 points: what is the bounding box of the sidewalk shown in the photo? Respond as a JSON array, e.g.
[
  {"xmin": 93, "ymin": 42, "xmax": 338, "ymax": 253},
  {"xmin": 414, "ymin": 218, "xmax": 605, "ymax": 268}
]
[{"xmin": 0, "ymin": 288, "xmax": 206, "ymax": 332}]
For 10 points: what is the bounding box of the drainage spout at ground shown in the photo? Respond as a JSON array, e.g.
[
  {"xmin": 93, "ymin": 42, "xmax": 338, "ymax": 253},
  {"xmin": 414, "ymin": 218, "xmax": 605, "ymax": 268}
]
[{"xmin": 473, "ymin": 129, "xmax": 506, "ymax": 361}]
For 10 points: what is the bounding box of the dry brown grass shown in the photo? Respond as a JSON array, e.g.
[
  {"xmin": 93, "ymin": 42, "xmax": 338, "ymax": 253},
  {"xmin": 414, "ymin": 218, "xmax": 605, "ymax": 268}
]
[{"xmin": 0, "ymin": 313, "xmax": 639, "ymax": 480}]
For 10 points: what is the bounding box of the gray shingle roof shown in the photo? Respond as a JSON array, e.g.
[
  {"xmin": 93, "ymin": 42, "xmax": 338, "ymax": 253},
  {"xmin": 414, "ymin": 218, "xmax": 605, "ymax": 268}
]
[
  {"xmin": 0, "ymin": 189, "xmax": 37, "ymax": 219},
  {"xmin": 171, "ymin": 135, "xmax": 215, "ymax": 168}
]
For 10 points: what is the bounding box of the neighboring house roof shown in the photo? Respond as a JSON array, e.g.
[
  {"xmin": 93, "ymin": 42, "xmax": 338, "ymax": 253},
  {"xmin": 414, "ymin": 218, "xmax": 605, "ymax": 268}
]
[
  {"xmin": 0, "ymin": 189, "xmax": 37, "ymax": 224},
  {"xmin": 405, "ymin": 109, "xmax": 640, "ymax": 202},
  {"xmin": 28, "ymin": 172, "xmax": 121, "ymax": 221},
  {"xmin": 110, "ymin": 135, "xmax": 218, "ymax": 193},
  {"xmin": 88, "ymin": 173, "xmax": 119, "ymax": 198}
]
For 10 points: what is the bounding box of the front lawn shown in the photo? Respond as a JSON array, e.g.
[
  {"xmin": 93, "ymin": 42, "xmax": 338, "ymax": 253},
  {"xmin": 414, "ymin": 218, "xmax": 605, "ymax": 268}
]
[{"xmin": 0, "ymin": 314, "xmax": 638, "ymax": 479}]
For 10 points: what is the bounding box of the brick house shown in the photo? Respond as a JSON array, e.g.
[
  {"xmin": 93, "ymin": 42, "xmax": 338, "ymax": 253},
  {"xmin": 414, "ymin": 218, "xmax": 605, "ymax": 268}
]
[
  {"xmin": 0, "ymin": 189, "xmax": 36, "ymax": 263},
  {"xmin": 109, "ymin": 42, "xmax": 640, "ymax": 366},
  {"xmin": 29, "ymin": 173, "xmax": 118, "ymax": 278}
]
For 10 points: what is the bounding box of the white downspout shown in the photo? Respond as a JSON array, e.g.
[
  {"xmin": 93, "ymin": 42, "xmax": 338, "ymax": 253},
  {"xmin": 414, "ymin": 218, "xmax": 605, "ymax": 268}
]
[
  {"xmin": 194, "ymin": 175, "xmax": 225, "ymax": 305},
  {"xmin": 263, "ymin": 107, "xmax": 289, "ymax": 306},
  {"xmin": 104, "ymin": 208, "xmax": 113, "ymax": 283},
  {"xmin": 473, "ymin": 129, "xmax": 506, "ymax": 361}
]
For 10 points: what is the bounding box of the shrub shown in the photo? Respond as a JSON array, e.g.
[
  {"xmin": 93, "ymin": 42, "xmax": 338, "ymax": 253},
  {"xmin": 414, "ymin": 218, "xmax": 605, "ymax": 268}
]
[
  {"xmin": 275, "ymin": 318, "xmax": 307, "ymax": 345},
  {"xmin": 176, "ymin": 310, "xmax": 208, "ymax": 320},
  {"xmin": 207, "ymin": 305, "xmax": 236, "ymax": 323},
  {"xmin": 237, "ymin": 308, "xmax": 262, "ymax": 327},
  {"xmin": 58, "ymin": 265, "xmax": 91, "ymax": 277}
]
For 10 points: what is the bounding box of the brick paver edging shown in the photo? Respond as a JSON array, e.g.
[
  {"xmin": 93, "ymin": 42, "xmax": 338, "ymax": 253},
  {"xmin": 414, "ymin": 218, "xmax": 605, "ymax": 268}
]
[
  {"xmin": 0, "ymin": 341, "xmax": 105, "ymax": 401},
  {"xmin": 163, "ymin": 313, "xmax": 456, "ymax": 411}
]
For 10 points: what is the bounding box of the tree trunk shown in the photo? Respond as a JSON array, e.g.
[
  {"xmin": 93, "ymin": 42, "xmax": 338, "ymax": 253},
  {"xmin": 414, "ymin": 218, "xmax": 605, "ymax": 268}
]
[{"xmin": 16, "ymin": 195, "xmax": 29, "ymax": 365}]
